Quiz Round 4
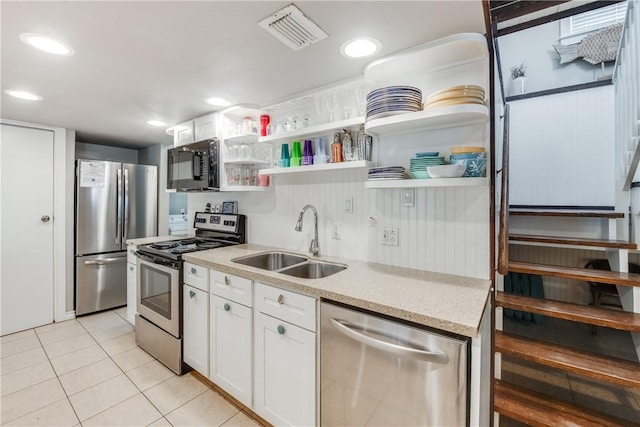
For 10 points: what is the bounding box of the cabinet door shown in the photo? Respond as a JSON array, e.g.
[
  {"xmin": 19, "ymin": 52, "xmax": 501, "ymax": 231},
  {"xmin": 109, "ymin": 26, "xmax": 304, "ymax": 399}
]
[
  {"xmin": 254, "ymin": 312, "xmax": 316, "ymax": 427},
  {"xmin": 183, "ymin": 285, "xmax": 209, "ymax": 376},
  {"xmin": 194, "ymin": 113, "xmax": 218, "ymax": 142},
  {"xmin": 174, "ymin": 120, "xmax": 194, "ymax": 147},
  {"xmin": 209, "ymin": 295, "xmax": 252, "ymax": 407},
  {"xmin": 126, "ymin": 262, "xmax": 136, "ymax": 325}
]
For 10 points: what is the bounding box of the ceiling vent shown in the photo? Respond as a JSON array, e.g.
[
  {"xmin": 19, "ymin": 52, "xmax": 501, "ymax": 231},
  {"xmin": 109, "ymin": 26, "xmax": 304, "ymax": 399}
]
[{"xmin": 258, "ymin": 3, "xmax": 328, "ymax": 51}]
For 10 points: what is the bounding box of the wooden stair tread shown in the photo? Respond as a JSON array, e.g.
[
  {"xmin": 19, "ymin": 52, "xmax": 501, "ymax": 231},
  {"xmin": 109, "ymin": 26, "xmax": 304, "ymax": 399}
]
[
  {"xmin": 494, "ymin": 379, "xmax": 640, "ymax": 427},
  {"xmin": 495, "ymin": 292, "xmax": 640, "ymax": 333},
  {"xmin": 508, "ymin": 261, "xmax": 640, "ymax": 287},
  {"xmin": 509, "ymin": 234, "xmax": 636, "ymax": 250},
  {"xmin": 509, "ymin": 209, "xmax": 624, "ymax": 219},
  {"xmin": 495, "ymin": 331, "xmax": 640, "ymax": 389}
]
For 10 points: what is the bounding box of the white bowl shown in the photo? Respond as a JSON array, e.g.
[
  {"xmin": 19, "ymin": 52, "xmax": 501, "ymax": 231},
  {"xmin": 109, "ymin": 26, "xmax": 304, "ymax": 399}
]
[{"xmin": 427, "ymin": 164, "xmax": 466, "ymax": 178}]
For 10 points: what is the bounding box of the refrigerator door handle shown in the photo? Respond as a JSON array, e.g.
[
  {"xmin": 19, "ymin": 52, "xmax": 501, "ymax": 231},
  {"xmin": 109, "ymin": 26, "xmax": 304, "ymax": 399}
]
[
  {"xmin": 123, "ymin": 168, "xmax": 129, "ymax": 241},
  {"xmin": 84, "ymin": 257, "xmax": 124, "ymax": 266},
  {"xmin": 116, "ymin": 168, "xmax": 122, "ymax": 245},
  {"xmin": 329, "ymin": 318, "xmax": 449, "ymax": 364}
]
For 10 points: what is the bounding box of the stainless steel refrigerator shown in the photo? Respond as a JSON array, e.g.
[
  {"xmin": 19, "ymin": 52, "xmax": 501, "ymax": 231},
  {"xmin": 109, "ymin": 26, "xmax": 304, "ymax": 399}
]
[{"xmin": 75, "ymin": 159, "xmax": 157, "ymax": 316}]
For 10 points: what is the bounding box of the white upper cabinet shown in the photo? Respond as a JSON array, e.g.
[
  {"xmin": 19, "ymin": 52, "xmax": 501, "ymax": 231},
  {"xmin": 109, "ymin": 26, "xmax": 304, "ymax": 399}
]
[
  {"xmin": 194, "ymin": 113, "xmax": 218, "ymax": 142},
  {"xmin": 171, "ymin": 120, "xmax": 195, "ymax": 147}
]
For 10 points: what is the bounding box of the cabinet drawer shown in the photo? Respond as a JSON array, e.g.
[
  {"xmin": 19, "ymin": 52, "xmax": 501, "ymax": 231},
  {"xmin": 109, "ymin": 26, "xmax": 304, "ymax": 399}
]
[
  {"xmin": 210, "ymin": 270, "xmax": 252, "ymax": 307},
  {"xmin": 184, "ymin": 262, "xmax": 210, "ymax": 292},
  {"xmin": 127, "ymin": 245, "xmax": 137, "ymax": 264},
  {"xmin": 255, "ymin": 283, "xmax": 316, "ymax": 332}
]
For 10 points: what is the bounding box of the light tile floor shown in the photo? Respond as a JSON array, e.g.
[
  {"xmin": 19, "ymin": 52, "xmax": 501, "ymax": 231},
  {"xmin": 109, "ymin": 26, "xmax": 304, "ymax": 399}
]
[
  {"xmin": 499, "ymin": 316, "xmax": 640, "ymax": 425},
  {"xmin": 0, "ymin": 308, "xmax": 262, "ymax": 427}
]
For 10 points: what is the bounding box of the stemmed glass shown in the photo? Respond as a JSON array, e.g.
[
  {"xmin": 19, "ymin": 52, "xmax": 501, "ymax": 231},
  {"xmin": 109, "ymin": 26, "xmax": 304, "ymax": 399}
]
[
  {"xmin": 313, "ymin": 94, "xmax": 328, "ymax": 125},
  {"xmin": 342, "ymin": 89, "xmax": 356, "ymax": 120},
  {"xmin": 325, "ymin": 92, "xmax": 340, "ymax": 122},
  {"xmin": 355, "ymin": 84, "xmax": 368, "ymax": 117}
]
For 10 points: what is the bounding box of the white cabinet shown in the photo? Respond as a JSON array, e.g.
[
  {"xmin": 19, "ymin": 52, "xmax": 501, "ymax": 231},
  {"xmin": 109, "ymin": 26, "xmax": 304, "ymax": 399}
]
[
  {"xmin": 126, "ymin": 244, "xmax": 137, "ymax": 325},
  {"xmin": 210, "ymin": 270, "xmax": 252, "ymax": 306},
  {"xmin": 183, "ymin": 284, "xmax": 209, "ymax": 376},
  {"xmin": 126, "ymin": 262, "xmax": 136, "ymax": 325},
  {"xmin": 253, "ymin": 282, "xmax": 317, "ymax": 426},
  {"xmin": 209, "ymin": 294, "xmax": 252, "ymax": 407},
  {"xmin": 172, "ymin": 120, "xmax": 195, "ymax": 147},
  {"xmin": 194, "ymin": 113, "xmax": 218, "ymax": 142},
  {"xmin": 254, "ymin": 311, "xmax": 316, "ymax": 427}
]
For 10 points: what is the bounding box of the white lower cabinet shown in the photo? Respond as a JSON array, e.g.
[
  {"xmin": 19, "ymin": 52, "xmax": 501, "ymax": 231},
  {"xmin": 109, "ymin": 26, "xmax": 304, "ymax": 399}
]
[
  {"xmin": 209, "ymin": 295, "xmax": 252, "ymax": 407},
  {"xmin": 183, "ymin": 284, "xmax": 209, "ymax": 376},
  {"xmin": 253, "ymin": 311, "xmax": 316, "ymax": 427},
  {"xmin": 126, "ymin": 262, "xmax": 136, "ymax": 325}
]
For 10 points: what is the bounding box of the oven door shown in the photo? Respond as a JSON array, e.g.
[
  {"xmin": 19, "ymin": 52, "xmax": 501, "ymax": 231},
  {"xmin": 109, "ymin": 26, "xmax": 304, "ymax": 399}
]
[{"xmin": 136, "ymin": 253, "xmax": 181, "ymax": 338}]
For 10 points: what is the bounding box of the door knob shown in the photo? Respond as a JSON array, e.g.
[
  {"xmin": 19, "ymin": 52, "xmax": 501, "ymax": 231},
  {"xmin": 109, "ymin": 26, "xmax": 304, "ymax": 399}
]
[{"xmin": 41, "ymin": 215, "xmax": 50, "ymax": 222}]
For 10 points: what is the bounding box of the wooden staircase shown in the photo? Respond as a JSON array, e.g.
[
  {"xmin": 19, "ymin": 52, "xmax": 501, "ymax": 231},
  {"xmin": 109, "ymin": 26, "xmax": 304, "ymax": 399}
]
[{"xmin": 494, "ymin": 209, "xmax": 640, "ymax": 426}]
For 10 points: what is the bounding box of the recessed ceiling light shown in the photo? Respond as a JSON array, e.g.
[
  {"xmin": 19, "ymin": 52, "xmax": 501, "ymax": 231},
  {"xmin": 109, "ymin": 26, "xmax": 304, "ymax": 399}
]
[
  {"xmin": 340, "ymin": 37, "xmax": 381, "ymax": 59},
  {"xmin": 19, "ymin": 33, "xmax": 74, "ymax": 56},
  {"xmin": 204, "ymin": 97, "xmax": 231, "ymax": 107},
  {"xmin": 4, "ymin": 90, "xmax": 43, "ymax": 101},
  {"xmin": 147, "ymin": 120, "xmax": 167, "ymax": 127}
]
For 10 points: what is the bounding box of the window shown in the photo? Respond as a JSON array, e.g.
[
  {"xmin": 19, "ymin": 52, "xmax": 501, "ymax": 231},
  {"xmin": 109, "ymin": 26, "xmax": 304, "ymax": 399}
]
[{"xmin": 559, "ymin": 2, "xmax": 627, "ymax": 45}]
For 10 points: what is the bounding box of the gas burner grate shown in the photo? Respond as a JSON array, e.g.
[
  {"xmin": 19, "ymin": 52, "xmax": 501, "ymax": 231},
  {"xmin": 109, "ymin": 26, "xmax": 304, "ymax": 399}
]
[{"xmin": 150, "ymin": 241, "xmax": 180, "ymax": 250}]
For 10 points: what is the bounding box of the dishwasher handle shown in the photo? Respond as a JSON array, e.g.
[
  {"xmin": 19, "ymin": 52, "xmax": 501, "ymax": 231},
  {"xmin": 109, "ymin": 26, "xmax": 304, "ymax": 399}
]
[{"xmin": 330, "ymin": 318, "xmax": 449, "ymax": 364}]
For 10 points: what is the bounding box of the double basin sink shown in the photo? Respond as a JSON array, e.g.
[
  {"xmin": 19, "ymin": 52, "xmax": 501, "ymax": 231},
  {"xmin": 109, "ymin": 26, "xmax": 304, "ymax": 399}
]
[{"xmin": 231, "ymin": 252, "xmax": 346, "ymax": 279}]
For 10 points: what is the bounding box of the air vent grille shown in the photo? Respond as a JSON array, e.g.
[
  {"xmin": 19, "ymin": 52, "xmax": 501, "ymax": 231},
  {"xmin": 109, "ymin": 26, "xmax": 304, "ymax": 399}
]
[{"xmin": 258, "ymin": 3, "xmax": 328, "ymax": 51}]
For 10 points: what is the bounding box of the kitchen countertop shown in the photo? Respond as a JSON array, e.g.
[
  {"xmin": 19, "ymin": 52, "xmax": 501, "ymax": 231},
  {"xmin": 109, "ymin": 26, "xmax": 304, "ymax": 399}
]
[
  {"xmin": 126, "ymin": 234, "xmax": 191, "ymax": 245},
  {"xmin": 184, "ymin": 244, "xmax": 491, "ymax": 338}
]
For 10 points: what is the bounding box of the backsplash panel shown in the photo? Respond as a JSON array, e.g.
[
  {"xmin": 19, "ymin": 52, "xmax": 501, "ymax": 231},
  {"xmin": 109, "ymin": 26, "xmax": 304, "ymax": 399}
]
[{"xmin": 188, "ymin": 170, "xmax": 490, "ymax": 279}]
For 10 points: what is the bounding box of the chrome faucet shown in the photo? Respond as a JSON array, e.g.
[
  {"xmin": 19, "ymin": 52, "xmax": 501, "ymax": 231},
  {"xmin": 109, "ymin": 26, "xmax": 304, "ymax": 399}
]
[{"xmin": 295, "ymin": 204, "xmax": 319, "ymax": 257}]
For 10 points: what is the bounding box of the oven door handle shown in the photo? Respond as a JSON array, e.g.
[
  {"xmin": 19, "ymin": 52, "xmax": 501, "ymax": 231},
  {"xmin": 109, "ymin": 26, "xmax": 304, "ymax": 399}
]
[{"xmin": 136, "ymin": 251, "xmax": 180, "ymax": 269}]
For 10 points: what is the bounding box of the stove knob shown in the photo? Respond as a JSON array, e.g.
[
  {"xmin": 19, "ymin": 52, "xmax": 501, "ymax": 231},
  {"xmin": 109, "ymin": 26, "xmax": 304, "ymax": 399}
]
[{"xmin": 229, "ymin": 221, "xmax": 235, "ymax": 227}]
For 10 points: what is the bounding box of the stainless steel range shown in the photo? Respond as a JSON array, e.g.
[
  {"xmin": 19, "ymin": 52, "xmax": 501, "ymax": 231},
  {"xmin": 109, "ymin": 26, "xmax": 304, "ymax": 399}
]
[{"xmin": 135, "ymin": 212, "xmax": 246, "ymax": 374}]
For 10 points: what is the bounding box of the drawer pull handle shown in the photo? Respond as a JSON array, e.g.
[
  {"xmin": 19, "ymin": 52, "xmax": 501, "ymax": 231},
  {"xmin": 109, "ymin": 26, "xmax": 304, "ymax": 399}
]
[
  {"xmin": 277, "ymin": 325, "xmax": 285, "ymax": 335},
  {"xmin": 224, "ymin": 276, "xmax": 231, "ymax": 286},
  {"xmin": 189, "ymin": 290, "xmax": 196, "ymax": 298},
  {"xmin": 224, "ymin": 303, "xmax": 231, "ymax": 311},
  {"xmin": 277, "ymin": 294, "xmax": 285, "ymax": 305},
  {"xmin": 191, "ymin": 267, "xmax": 196, "ymax": 274}
]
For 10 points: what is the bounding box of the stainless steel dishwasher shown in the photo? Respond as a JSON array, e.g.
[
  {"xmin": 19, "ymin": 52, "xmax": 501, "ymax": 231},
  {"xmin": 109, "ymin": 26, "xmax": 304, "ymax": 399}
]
[{"xmin": 320, "ymin": 301, "xmax": 469, "ymax": 427}]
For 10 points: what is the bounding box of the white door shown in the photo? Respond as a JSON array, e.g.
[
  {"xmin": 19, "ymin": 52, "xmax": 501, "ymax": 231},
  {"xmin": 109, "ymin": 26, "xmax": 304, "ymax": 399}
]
[
  {"xmin": 210, "ymin": 295, "xmax": 252, "ymax": 407},
  {"xmin": 183, "ymin": 284, "xmax": 209, "ymax": 376},
  {"xmin": 254, "ymin": 312, "xmax": 316, "ymax": 427},
  {"xmin": 1, "ymin": 124, "xmax": 55, "ymax": 335}
]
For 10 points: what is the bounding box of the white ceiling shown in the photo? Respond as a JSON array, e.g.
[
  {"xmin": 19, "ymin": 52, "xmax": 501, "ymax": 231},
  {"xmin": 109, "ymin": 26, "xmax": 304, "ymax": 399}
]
[{"xmin": 1, "ymin": 1, "xmax": 486, "ymax": 149}]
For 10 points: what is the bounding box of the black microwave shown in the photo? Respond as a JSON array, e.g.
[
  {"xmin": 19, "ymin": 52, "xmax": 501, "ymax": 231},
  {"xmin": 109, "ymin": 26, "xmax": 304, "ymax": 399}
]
[{"xmin": 167, "ymin": 139, "xmax": 220, "ymax": 191}]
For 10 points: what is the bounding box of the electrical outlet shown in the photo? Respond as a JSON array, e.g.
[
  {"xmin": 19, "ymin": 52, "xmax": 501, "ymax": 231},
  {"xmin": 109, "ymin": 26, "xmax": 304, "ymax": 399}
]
[
  {"xmin": 332, "ymin": 222, "xmax": 341, "ymax": 240},
  {"xmin": 344, "ymin": 197, "xmax": 354, "ymax": 214},
  {"xmin": 381, "ymin": 227, "xmax": 399, "ymax": 246}
]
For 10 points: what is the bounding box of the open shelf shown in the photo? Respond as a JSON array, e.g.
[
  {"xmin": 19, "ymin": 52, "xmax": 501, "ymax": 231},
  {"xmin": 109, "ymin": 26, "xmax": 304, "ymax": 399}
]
[
  {"xmin": 220, "ymin": 185, "xmax": 269, "ymax": 192},
  {"xmin": 224, "ymin": 159, "xmax": 270, "ymax": 166},
  {"xmin": 364, "ymin": 33, "xmax": 488, "ymax": 84},
  {"xmin": 258, "ymin": 117, "xmax": 364, "ymax": 145},
  {"xmin": 224, "ymin": 133, "xmax": 260, "ymax": 144},
  {"xmin": 259, "ymin": 160, "xmax": 374, "ymax": 176},
  {"xmin": 364, "ymin": 177, "xmax": 488, "ymax": 189},
  {"xmin": 365, "ymin": 104, "xmax": 489, "ymax": 136}
]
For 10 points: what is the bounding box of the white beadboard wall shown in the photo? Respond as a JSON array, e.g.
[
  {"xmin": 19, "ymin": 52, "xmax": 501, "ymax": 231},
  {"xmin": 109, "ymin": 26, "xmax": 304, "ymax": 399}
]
[
  {"xmin": 508, "ymin": 85, "xmax": 615, "ymax": 207},
  {"xmin": 187, "ymin": 170, "xmax": 490, "ymax": 279}
]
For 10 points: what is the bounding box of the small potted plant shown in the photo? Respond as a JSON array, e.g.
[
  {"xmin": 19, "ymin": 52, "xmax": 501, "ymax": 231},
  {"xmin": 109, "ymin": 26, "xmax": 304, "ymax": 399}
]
[{"xmin": 510, "ymin": 63, "xmax": 527, "ymax": 95}]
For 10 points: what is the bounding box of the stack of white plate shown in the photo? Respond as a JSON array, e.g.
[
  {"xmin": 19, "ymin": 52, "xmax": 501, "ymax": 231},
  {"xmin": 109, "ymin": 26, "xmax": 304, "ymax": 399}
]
[
  {"xmin": 367, "ymin": 166, "xmax": 408, "ymax": 180},
  {"xmin": 366, "ymin": 86, "xmax": 422, "ymax": 121},
  {"xmin": 424, "ymin": 85, "xmax": 485, "ymax": 109}
]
